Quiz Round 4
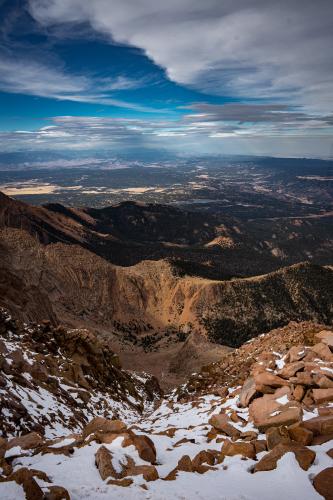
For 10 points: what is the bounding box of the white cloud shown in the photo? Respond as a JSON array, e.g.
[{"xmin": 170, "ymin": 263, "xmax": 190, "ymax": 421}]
[
  {"xmin": 0, "ymin": 54, "xmax": 156, "ymax": 111},
  {"xmin": 28, "ymin": 0, "xmax": 333, "ymax": 112}
]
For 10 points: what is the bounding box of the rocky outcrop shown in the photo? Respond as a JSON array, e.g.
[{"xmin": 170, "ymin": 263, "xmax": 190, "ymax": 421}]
[{"xmin": 0, "ymin": 308, "xmax": 161, "ymax": 437}]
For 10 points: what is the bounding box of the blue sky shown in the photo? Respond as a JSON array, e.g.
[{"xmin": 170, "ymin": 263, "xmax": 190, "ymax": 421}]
[{"xmin": 0, "ymin": 0, "xmax": 333, "ymax": 157}]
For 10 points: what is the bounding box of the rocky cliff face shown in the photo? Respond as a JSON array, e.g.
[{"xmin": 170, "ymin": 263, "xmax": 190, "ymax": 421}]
[{"xmin": 0, "ymin": 307, "xmax": 161, "ymax": 438}]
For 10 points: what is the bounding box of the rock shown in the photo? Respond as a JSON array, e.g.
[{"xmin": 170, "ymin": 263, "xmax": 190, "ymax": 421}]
[
  {"xmin": 177, "ymin": 455, "xmax": 193, "ymax": 472},
  {"xmin": 8, "ymin": 468, "xmax": 44, "ymax": 500},
  {"xmin": 221, "ymin": 440, "xmax": 256, "ymax": 459},
  {"xmin": 131, "ymin": 434, "xmax": 156, "ymax": 464},
  {"xmin": 95, "ymin": 446, "xmax": 117, "ymax": 480},
  {"xmin": 286, "ymin": 346, "xmax": 308, "ymax": 363},
  {"xmin": 253, "ymin": 372, "xmax": 289, "ymax": 392},
  {"xmin": 107, "ymin": 478, "xmax": 133, "ymax": 487},
  {"xmin": 83, "ymin": 417, "xmax": 127, "ymax": 439},
  {"xmin": 315, "ymin": 331, "xmax": 333, "ymax": 349},
  {"xmin": 256, "ymin": 352, "xmax": 277, "ymax": 370},
  {"xmin": 240, "ymin": 431, "xmax": 258, "ymax": 441},
  {"xmin": 254, "ymin": 440, "xmax": 267, "ymax": 454},
  {"xmin": 312, "ymin": 467, "xmax": 333, "ymax": 500},
  {"xmin": 7, "ymin": 432, "xmax": 43, "ymax": 451},
  {"xmin": 313, "ymin": 389, "xmax": 333, "ymax": 404},
  {"xmin": 44, "ymin": 486, "xmax": 71, "ymax": 500},
  {"xmin": 288, "ymin": 423, "xmax": 313, "ymax": 445},
  {"xmin": 292, "ymin": 385, "xmax": 305, "ymax": 402},
  {"xmin": 289, "ymin": 372, "xmax": 315, "ymax": 386},
  {"xmin": 316, "ymin": 376, "xmax": 333, "ymax": 389},
  {"xmin": 0, "ymin": 458, "xmax": 12, "ymax": 476},
  {"xmin": 319, "ymin": 407, "xmax": 333, "ymax": 416},
  {"xmin": 254, "ymin": 443, "xmax": 315, "ymax": 472},
  {"xmin": 192, "ymin": 450, "xmax": 216, "ymax": 471},
  {"xmin": 303, "ymin": 416, "xmax": 333, "ymax": 435},
  {"xmin": 265, "ymin": 426, "xmax": 291, "ymax": 450},
  {"xmin": 327, "ymin": 449, "xmax": 333, "ymax": 459},
  {"xmin": 0, "ymin": 437, "xmax": 7, "ymax": 459},
  {"xmin": 238, "ymin": 377, "xmax": 257, "ymax": 407},
  {"xmin": 277, "ymin": 361, "xmax": 305, "ymax": 379},
  {"xmin": 127, "ymin": 465, "xmax": 159, "ymax": 482},
  {"xmin": 249, "ymin": 387, "xmax": 302, "ymax": 431},
  {"xmin": 209, "ymin": 414, "xmax": 241, "ymax": 439},
  {"xmin": 213, "ymin": 387, "xmax": 229, "ymax": 398},
  {"xmin": 311, "ymin": 343, "xmax": 333, "ymax": 362}
]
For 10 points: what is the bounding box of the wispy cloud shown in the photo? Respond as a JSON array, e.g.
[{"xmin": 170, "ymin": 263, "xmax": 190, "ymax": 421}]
[
  {"xmin": 0, "ymin": 53, "xmax": 157, "ymax": 111},
  {"xmin": 28, "ymin": 0, "xmax": 333, "ymax": 113}
]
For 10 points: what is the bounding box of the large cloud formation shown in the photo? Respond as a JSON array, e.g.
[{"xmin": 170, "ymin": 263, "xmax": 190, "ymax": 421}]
[{"xmin": 28, "ymin": 0, "xmax": 333, "ymax": 112}]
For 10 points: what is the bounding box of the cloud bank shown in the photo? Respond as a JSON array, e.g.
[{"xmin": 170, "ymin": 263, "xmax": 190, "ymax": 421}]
[{"xmin": 29, "ymin": 0, "xmax": 333, "ymax": 112}]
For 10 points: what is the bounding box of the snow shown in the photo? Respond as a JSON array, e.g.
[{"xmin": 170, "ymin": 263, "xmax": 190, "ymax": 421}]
[
  {"xmin": 275, "ymin": 395, "xmax": 289, "ymax": 405},
  {"xmin": 0, "ymin": 481, "xmax": 25, "ymax": 500},
  {"xmin": 5, "ymin": 446, "xmax": 23, "ymax": 458}
]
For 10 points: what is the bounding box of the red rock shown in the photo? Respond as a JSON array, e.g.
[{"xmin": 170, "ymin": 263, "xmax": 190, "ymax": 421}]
[
  {"xmin": 277, "ymin": 361, "xmax": 305, "ymax": 379},
  {"xmin": 177, "ymin": 455, "xmax": 193, "ymax": 472},
  {"xmin": 254, "ymin": 443, "xmax": 315, "ymax": 472},
  {"xmin": 8, "ymin": 468, "xmax": 44, "ymax": 500},
  {"xmin": 292, "ymin": 385, "xmax": 305, "ymax": 402},
  {"xmin": 127, "ymin": 464, "xmax": 159, "ymax": 481},
  {"xmin": 288, "ymin": 423, "xmax": 313, "ymax": 445},
  {"xmin": 83, "ymin": 417, "xmax": 127, "ymax": 439},
  {"xmin": 303, "ymin": 416, "xmax": 333, "ymax": 435},
  {"xmin": 7, "ymin": 432, "xmax": 43, "ymax": 451},
  {"xmin": 254, "ymin": 371, "xmax": 289, "ymax": 390},
  {"xmin": 315, "ymin": 331, "xmax": 333, "ymax": 350},
  {"xmin": 319, "ymin": 407, "xmax": 333, "ymax": 416},
  {"xmin": 286, "ymin": 346, "xmax": 308, "ymax": 363},
  {"xmin": 44, "ymin": 486, "xmax": 70, "ymax": 500},
  {"xmin": 313, "ymin": 389, "xmax": 333, "ymax": 404},
  {"xmin": 107, "ymin": 478, "xmax": 133, "ymax": 487},
  {"xmin": 312, "ymin": 467, "xmax": 333, "ymax": 500},
  {"xmin": 95, "ymin": 446, "xmax": 118, "ymax": 480},
  {"xmin": 238, "ymin": 377, "xmax": 257, "ymax": 407},
  {"xmin": 221, "ymin": 440, "xmax": 256, "ymax": 459},
  {"xmin": 256, "ymin": 352, "xmax": 277, "ymax": 369},
  {"xmin": 289, "ymin": 372, "xmax": 315, "ymax": 386},
  {"xmin": 254, "ymin": 440, "xmax": 267, "ymax": 454},
  {"xmin": 316, "ymin": 376, "xmax": 333, "ymax": 389},
  {"xmin": 192, "ymin": 450, "xmax": 216, "ymax": 470},
  {"xmin": 249, "ymin": 387, "xmax": 302, "ymax": 431},
  {"xmin": 265, "ymin": 426, "xmax": 291, "ymax": 450},
  {"xmin": 327, "ymin": 449, "xmax": 333, "ymax": 459},
  {"xmin": 132, "ymin": 435, "xmax": 156, "ymax": 464},
  {"xmin": 312, "ymin": 433, "xmax": 333, "ymax": 445},
  {"xmin": 311, "ymin": 343, "xmax": 333, "ymax": 362},
  {"xmin": 209, "ymin": 414, "xmax": 241, "ymax": 439}
]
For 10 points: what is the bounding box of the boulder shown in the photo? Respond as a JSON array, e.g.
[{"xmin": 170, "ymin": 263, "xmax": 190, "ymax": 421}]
[
  {"xmin": 126, "ymin": 464, "xmax": 159, "ymax": 482},
  {"xmin": 95, "ymin": 446, "xmax": 118, "ymax": 480},
  {"xmin": 209, "ymin": 414, "xmax": 241, "ymax": 439},
  {"xmin": 327, "ymin": 449, "xmax": 333, "ymax": 459},
  {"xmin": 277, "ymin": 361, "xmax": 305, "ymax": 379},
  {"xmin": 311, "ymin": 343, "xmax": 333, "ymax": 362},
  {"xmin": 265, "ymin": 426, "xmax": 291, "ymax": 450},
  {"xmin": 44, "ymin": 486, "xmax": 71, "ymax": 500},
  {"xmin": 312, "ymin": 389, "xmax": 333, "ymax": 404},
  {"xmin": 315, "ymin": 331, "xmax": 333, "ymax": 349},
  {"xmin": 7, "ymin": 432, "xmax": 43, "ymax": 451},
  {"xmin": 131, "ymin": 434, "xmax": 156, "ymax": 464},
  {"xmin": 303, "ymin": 415, "xmax": 333, "ymax": 435},
  {"xmin": 238, "ymin": 377, "xmax": 257, "ymax": 407},
  {"xmin": 192, "ymin": 450, "xmax": 216, "ymax": 471},
  {"xmin": 221, "ymin": 440, "xmax": 256, "ymax": 459},
  {"xmin": 289, "ymin": 372, "xmax": 315, "ymax": 386},
  {"xmin": 286, "ymin": 346, "xmax": 308, "ymax": 363},
  {"xmin": 312, "ymin": 467, "xmax": 333, "ymax": 500},
  {"xmin": 254, "ymin": 443, "xmax": 315, "ymax": 472},
  {"xmin": 316, "ymin": 376, "xmax": 333, "ymax": 389},
  {"xmin": 249, "ymin": 387, "xmax": 302, "ymax": 431},
  {"xmin": 8, "ymin": 468, "xmax": 44, "ymax": 500},
  {"xmin": 292, "ymin": 385, "xmax": 305, "ymax": 402},
  {"xmin": 253, "ymin": 372, "xmax": 289, "ymax": 391},
  {"xmin": 177, "ymin": 455, "xmax": 193, "ymax": 472},
  {"xmin": 107, "ymin": 478, "xmax": 133, "ymax": 487},
  {"xmin": 83, "ymin": 417, "xmax": 127, "ymax": 439},
  {"xmin": 288, "ymin": 423, "xmax": 313, "ymax": 445}
]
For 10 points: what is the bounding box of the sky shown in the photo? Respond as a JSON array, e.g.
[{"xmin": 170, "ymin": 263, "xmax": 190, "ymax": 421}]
[{"xmin": 0, "ymin": 0, "xmax": 333, "ymax": 157}]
